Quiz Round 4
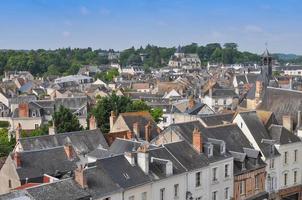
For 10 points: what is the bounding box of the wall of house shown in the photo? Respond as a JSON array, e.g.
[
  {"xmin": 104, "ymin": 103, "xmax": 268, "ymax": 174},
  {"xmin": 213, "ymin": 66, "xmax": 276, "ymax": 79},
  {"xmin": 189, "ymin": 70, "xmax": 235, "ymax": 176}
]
[
  {"xmin": 96, "ymin": 193, "xmax": 122, "ymax": 200},
  {"xmin": 11, "ymin": 118, "xmax": 42, "ymax": 130},
  {"xmin": 209, "ymin": 158, "xmax": 234, "ymax": 200},
  {"xmin": 123, "ymin": 183, "xmax": 152, "ymax": 200},
  {"xmin": 151, "ymin": 174, "xmax": 186, "ymax": 200},
  {"xmin": 233, "ymin": 167, "xmax": 266, "ymax": 200},
  {"xmin": 187, "ymin": 168, "xmax": 210, "ymax": 200},
  {"xmin": 0, "ymin": 157, "xmax": 21, "ymax": 194}
]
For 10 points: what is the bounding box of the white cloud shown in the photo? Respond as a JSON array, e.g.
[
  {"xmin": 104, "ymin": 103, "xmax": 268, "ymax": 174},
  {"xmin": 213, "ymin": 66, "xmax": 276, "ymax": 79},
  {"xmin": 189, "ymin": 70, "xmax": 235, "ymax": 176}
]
[
  {"xmin": 80, "ymin": 6, "xmax": 89, "ymax": 15},
  {"xmin": 62, "ymin": 31, "xmax": 71, "ymax": 37},
  {"xmin": 244, "ymin": 25, "xmax": 263, "ymax": 33}
]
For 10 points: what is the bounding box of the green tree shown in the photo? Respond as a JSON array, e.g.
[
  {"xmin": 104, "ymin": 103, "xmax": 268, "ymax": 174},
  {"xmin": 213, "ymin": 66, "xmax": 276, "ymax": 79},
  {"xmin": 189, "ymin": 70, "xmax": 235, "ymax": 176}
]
[
  {"xmin": 0, "ymin": 129, "xmax": 15, "ymax": 157},
  {"xmin": 53, "ymin": 106, "xmax": 83, "ymax": 133},
  {"xmin": 150, "ymin": 108, "xmax": 163, "ymax": 123}
]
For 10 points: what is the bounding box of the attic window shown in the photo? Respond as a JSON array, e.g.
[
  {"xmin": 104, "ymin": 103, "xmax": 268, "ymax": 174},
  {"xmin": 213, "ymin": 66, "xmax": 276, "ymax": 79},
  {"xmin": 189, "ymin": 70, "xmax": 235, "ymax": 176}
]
[{"xmin": 123, "ymin": 173, "xmax": 130, "ymax": 180}]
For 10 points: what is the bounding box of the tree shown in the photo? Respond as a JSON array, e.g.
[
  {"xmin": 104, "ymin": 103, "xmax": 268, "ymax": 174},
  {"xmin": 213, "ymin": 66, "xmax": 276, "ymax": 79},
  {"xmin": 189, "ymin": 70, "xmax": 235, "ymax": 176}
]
[
  {"xmin": 53, "ymin": 106, "xmax": 83, "ymax": 133},
  {"xmin": 150, "ymin": 108, "xmax": 163, "ymax": 123},
  {"xmin": 0, "ymin": 129, "xmax": 15, "ymax": 157}
]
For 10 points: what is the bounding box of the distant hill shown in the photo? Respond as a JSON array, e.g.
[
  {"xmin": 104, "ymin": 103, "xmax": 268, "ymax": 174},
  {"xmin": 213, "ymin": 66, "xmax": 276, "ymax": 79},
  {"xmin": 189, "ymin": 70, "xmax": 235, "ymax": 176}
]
[{"xmin": 273, "ymin": 53, "xmax": 301, "ymax": 61}]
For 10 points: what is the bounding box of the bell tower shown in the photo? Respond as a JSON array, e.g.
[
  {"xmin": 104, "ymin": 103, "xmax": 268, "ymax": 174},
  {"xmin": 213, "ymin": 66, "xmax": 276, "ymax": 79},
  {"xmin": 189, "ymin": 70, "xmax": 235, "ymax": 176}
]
[{"xmin": 261, "ymin": 47, "xmax": 273, "ymax": 78}]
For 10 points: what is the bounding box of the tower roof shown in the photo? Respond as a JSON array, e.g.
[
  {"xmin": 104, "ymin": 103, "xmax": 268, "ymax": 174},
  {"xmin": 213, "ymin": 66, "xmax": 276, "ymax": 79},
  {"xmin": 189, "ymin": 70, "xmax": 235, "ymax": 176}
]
[
  {"xmin": 176, "ymin": 45, "xmax": 183, "ymax": 53},
  {"xmin": 262, "ymin": 48, "xmax": 271, "ymax": 57}
]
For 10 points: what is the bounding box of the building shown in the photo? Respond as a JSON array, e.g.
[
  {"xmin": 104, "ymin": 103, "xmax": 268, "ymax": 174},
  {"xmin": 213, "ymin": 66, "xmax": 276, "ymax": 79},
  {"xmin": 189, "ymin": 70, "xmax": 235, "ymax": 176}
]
[{"xmin": 168, "ymin": 46, "xmax": 201, "ymax": 68}]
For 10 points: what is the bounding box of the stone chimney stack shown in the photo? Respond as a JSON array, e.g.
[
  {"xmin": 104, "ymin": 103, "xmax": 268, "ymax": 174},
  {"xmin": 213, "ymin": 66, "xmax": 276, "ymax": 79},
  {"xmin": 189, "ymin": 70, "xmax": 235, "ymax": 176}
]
[
  {"xmin": 283, "ymin": 115, "xmax": 293, "ymax": 132},
  {"xmin": 137, "ymin": 145, "xmax": 149, "ymax": 174},
  {"xmin": 192, "ymin": 128, "xmax": 203, "ymax": 153},
  {"xmin": 145, "ymin": 121, "xmax": 151, "ymax": 142},
  {"xmin": 133, "ymin": 122, "xmax": 140, "ymax": 138},
  {"xmin": 64, "ymin": 143, "xmax": 73, "ymax": 160},
  {"xmin": 75, "ymin": 165, "xmax": 87, "ymax": 188},
  {"xmin": 188, "ymin": 96, "xmax": 196, "ymax": 109},
  {"xmin": 255, "ymin": 80, "xmax": 263, "ymax": 100},
  {"xmin": 14, "ymin": 151, "xmax": 21, "ymax": 168},
  {"xmin": 15, "ymin": 123, "xmax": 22, "ymax": 142},
  {"xmin": 89, "ymin": 115, "xmax": 97, "ymax": 130},
  {"xmin": 109, "ymin": 111, "xmax": 116, "ymax": 132},
  {"xmin": 18, "ymin": 103, "xmax": 29, "ymax": 118}
]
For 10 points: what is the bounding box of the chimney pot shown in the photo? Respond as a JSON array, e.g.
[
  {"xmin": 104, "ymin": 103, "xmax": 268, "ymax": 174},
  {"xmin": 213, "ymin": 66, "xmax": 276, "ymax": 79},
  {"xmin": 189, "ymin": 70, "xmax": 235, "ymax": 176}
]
[
  {"xmin": 133, "ymin": 122, "xmax": 140, "ymax": 138},
  {"xmin": 145, "ymin": 121, "xmax": 151, "ymax": 142},
  {"xmin": 75, "ymin": 165, "xmax": 87, "ymax": 188},
  {"xmin": 15, "ymin": 123, "xmax": 22, "ymax": 142},
  {"xmin": 18, "ymin": 103, "xmax": 29, "ymax": 118},
  {"xmin": 64, "ymin": 143, "xmax": 73, "ymax": 160},
  {"xmin": 109, "ymin": 111, "xmax": 116, "ymax": 132},
  {"xmin": 89, "ymin": 115, "xmax": 97, "ymax": 130},
  {"xmin": 14, "ymin": 151, "xmax": 21, "ymax": 168}
]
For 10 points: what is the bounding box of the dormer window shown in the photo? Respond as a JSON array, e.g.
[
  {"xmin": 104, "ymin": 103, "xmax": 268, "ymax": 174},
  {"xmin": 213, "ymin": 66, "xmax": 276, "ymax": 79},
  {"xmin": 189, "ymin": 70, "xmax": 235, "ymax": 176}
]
[
  {"xmin": 241, "ymin": 161, "xmax": 246, "ymax": 171},
  {"xmin": 207, "ymin": 144, "xmax": 213, "ymax": 157},
  {"xmin": 220, "ymin": 142, "xmax": 226, "ymax": 154},
  {"xmin": 32, "ymin": 110, "xmax": 36, "ymax": 117}
]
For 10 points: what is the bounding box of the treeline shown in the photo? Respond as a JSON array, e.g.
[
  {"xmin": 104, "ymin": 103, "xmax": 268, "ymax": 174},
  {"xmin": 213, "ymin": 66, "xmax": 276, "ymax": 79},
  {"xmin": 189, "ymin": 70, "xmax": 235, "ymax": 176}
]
[{"xmin": 0, "ymin": 43, "xmax": 262, "ymax": 76}]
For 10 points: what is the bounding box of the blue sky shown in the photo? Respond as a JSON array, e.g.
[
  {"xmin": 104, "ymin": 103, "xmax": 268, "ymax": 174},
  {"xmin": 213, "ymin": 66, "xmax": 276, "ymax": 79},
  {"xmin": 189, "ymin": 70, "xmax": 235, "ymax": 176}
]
[{"xmin": 0, "ymin": 0, "xmax": 302, "ymax": 54}]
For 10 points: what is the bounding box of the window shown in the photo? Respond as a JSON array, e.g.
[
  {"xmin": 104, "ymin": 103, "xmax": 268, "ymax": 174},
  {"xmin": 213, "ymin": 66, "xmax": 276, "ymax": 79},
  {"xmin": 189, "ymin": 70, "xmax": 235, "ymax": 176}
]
[
  {"xmin": 174, "ymin": 184, "xmax": 179, "ymax": 198},
  {"xmin": 284, "ymin": 152, "xmax": 288, "ymax": 164},
  {"xmin": 196, "ymin": 172, "xmax": 201, "ymax": 187},
  {"xmin": 212, "ymin": 191, "xmax": 217, "ymax": 200},
  {"xmin": 224, "ymin": 187, "xmax": 229, "ymax": 199},
  {"xmin": 294, "ymin": 171, "xmax": 298, "ymax": 184},
  {"xmin": 255, "ymin": 174, "xmax": 260, "ymax": 189},
  {"xmin": 212, "ymin": 167, "xmax": 218, "ymax": 182},
  {"xmin": 35, "ymin": 124, "xmax": 39, "ymax": 129},
  {"xmin": 160, "ymin": 188, "xmax": 165, "ymax": 200},
  {"xmin": 196, "ymin": 197, "xmax": 202, "ymax": 200},
  {"xmin": 129, "ymin": 195, "xmax": 135, "ymax": 200},
  {"xmin": 163, "ymin": 117, "xmax": 167, "ymax": 123},
  {"xmin": 284, "ymin": 173, "xmax": 288, "ymax": 186},
  {"xmin": 141, "ymin": 192, "xmax": 147, "ymax": 200},
  {"xmin": 240, "ymin": 122, "xmax": 243, "ymax": 128},
  {"xmin": 8, "ymin": 180, "xmax": 11, "ymax": 189},
  {"xmin": 223, "ymin": 99, "xmax": 227, "ymax": 105},
  {"xmin": 269, "ymin": 159, "xmax": 275, "ymax": 169},
  {"xmin": 103, "ymin": 198, "xmax": 111, "ymax": 200},
  {"xmin": 294, "ymin": 150, "xmax": 298, "ymax": 162},
  {"xmin": 239, "ymin": 180, "xmax": 245, "ymax": 195},
  {"xmin": 225, "ymin": 164, "xmax": 229, "ymax": 178}
]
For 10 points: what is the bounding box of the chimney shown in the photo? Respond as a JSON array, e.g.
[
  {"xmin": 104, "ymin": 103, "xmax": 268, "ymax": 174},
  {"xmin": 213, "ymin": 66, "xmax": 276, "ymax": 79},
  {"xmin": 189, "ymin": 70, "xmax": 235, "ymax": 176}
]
[
  {"xmin": 255, "ymin": 80, "xmax": 263, "ymax": 99},
  {"xmin": 64, "ymin": 143, "xmax": 73, "ymax": 160},
  {"xmin": 14, "ymin": 151, "xmax": 21, "ymax": 168},
  {"xmin": 18, "ymin": 103, "xmax": 29, "ymax": 118},
  {"xmin": 188, "ymin": 96, "xmax": 195, "ymax": 109},
  {"xmin": 283, "ymin": 115, "xmax": 293, "ymax": 132},
  {"xmin": 126, "ymin": 130, "xmax": 133, "ymax": 139},
  {"xmin": 109, "ymin": 111, "xmax": 116, "ymax": 131},
  {"xmin": 133, "ymin": 122, "xmax": 140, "ymax": 138},
  {"xmin": 298, "ymin": 111, "xmax": 302, "ymax": 129},
  {"xmin": 209, "ymin": 87, "xmax": 213, "ymax": 98},
  {"xmin": 48, "ymin": 122, "xmax": 57, "ymax": 135},
  {"xmin": 89, "ymin": 115, "xmax": 97, "ymax": 130},
  {"xmin": 124, "ymin": 152, "xmax": 135, "ymax": 166},
  {"xmin": 137, "ymin": 145, "xmax": 149, "ymax": 174},
  {"xmin": 192, "ymin": 128, "xmax": 203, "ymax": 153},
  {"xmin": 145, "ymin": 121, "xmax": 151, "ymax": 142},
  {"xmin": 75, "ymin": 165, "xmax": 87, "ymax": 188},
  {"xmin": 15, "ymin": 123, "xmax": 22, "ymax": 142},
  {"xmin": 165, "ymin": 160, "xmax": 173, "ymax": 176}
]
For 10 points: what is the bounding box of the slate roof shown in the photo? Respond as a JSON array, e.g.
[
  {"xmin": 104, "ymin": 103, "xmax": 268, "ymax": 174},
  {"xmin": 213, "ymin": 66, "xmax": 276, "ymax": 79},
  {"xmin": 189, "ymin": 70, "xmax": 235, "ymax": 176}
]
[
  {"xmin": 119, "ymin": 111, "xmax": 159, "ymax": 141},
  {"xmin": 211, "ymin": 88, "xmax": 237, "ymax": 98},
  {"xmin": 0, "ymin": 190, "xmax": 34, "ymax": 200},
  {"xmin": 97, "ymin": 155, "xmax": 151, "ymax": 189},
  {"xmin": 109, "ymin": 138, "xmax": 143, "ymax": 155},
  {"xmin": 258, "ymin": 87, "xmax": 302, "ymax": 126},
  {"xmin": 238, "ymin": 111, "xmax": 279, "ymax": 158},
  {"xmin": 164, "ymin": 141, "xmax": 209, "ymax": 171},
  {"xmin": 26, "ymin": 179, "xmax": 91, "ymax": 200},
  {"xmin": 14, "ymin": 146, "xmax": 78, "ymax": 182},
  {"xmin": 269, "ymin": 124, "xmax": 301, "ymax": 145},
  {"xmin": 18, "ymin": 129, "xmax": 108, "ymax": 155},
  {"xmin": 199, "ymin": 113, "xmax": 234, "ymax": 126},
  {"xmin": 86, "ymin": 148, "xmax": 114, "ymax": 160},
  {"xmin": 148, "ymin": 147, "xmax": 186, "ymax": 179}
]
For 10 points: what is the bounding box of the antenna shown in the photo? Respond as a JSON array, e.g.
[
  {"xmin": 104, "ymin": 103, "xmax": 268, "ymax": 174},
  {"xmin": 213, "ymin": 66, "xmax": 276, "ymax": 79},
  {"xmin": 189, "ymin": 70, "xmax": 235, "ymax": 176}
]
[{"xmin": 265, "ymin": 42, "xmax": 268, "ymax": 49}]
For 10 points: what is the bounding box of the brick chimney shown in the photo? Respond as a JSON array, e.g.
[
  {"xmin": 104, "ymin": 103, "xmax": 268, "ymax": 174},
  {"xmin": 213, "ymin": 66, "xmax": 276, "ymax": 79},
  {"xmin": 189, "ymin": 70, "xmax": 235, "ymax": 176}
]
[
  {"xmin": 109, "ymin": 111, "xmax": 116, "ymax": 131},
  {"xmin": 19, "ymin": 103, "xmax": 29, "ymax": 118},
  {"xmin": 188, "ymin": 96, "xmax": 196, "ymax": 109},
  {"xmin": 283, "ymin": 115, "xmax": 293, "ymax": 132},
  {"xmin": 89, "ymin": 115, "xmax": 97, "ymax": 130},
  {"xmin": 145, "ymin": 121, "xmax": 151, "ymax": 142},
  {"xmin": 126, "ymin": 130, "xmax": 133, "ymax": 139},
  {"xmin": 15, "ymin": 123, "xmax": 22, "ymax": 142},
  {"xmin": 192, "ymin": 128, "xmax": 203, "ymax": 153},
  {"xmin": 14, "ymin": 151, "xmax": 21, "ymax": 168},
  {"xmin": 133, "ymin": 122, "xmax": 140, "ymax": 138},
  {"xmin": 64, "ymin": 143, "xmax": 73, "ymax": 160},
  {"xmin": 75, "ymin": 165, "xmax": 87, "ymax": 188},
  {"xmin": 255, "ymin": 80, "xmax": 263, "ymax": 100}
]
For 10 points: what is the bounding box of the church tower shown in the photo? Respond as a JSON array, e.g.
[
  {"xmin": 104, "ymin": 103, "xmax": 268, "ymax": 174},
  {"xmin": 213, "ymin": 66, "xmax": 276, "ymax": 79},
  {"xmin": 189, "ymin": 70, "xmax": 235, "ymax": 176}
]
[{"xmin": 261, "ymin": 48, "xmax": 273, "ymax": 78}]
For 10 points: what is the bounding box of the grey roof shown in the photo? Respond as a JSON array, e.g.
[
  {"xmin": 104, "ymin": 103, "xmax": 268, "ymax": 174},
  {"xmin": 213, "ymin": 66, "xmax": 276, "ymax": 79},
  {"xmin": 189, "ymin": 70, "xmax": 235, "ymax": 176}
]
[
  {"xmin": 0, "ymin": 190, "xmax": 34, "ymax": 200},
  {"xmin": 258, "ymin": 87, "xmax": 302, "ymax": 126},
  {"xmin": 86, "ymin": 148, "xmax": 114, "ymax": 159},
  {"xmin": 97, "ymin": 155, "xmax": 151, "ymax": 189},
  {"xmin": 19, "ymin": 82, "xmax": 35, "ymax": 93},
  {"xmin": 199, "ymin": 113, "xmax": 234, "ymax": 126},
  {"xmin": 14, "ymin": 146, "xmax": 78, "ymax": 182},
  {"xmin": 19, "ymin": 129, "xmax": 108, "ymax": 155},
  {"xmin": 269, "ymin": 124, "xmax": 301, "ymax": 145},
  {"xmin": 239, "ymin": 111, "xmax": 279, "ymax": 158},
  {"xmin": 109, "ymin": 138, "xmax": 143, "ymax": 155},
  {"xmin": 164, "ymin": 141, "xmax": 209, "ymax": 171},
  {"xmin": 211, "ymin": 89, "xmax": 237, "ymax": 97},
  {"xmin": 26, "ymin": 179, "xmax": 91, "ymax": 200}
]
